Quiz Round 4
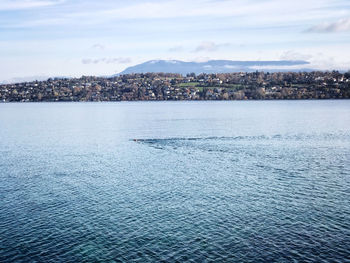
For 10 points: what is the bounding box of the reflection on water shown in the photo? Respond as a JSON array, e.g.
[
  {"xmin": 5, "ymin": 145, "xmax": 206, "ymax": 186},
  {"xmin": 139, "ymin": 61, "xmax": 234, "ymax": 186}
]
[{"xmin": 0, "ymin": 101, "xmax": 349, "ymax": 262}]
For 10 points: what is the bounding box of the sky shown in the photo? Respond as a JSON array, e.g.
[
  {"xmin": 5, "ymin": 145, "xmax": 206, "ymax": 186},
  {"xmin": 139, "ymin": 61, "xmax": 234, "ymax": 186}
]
[{"xmin": 0, "ymin": 0, "xmax": 350, "ymax": 82}]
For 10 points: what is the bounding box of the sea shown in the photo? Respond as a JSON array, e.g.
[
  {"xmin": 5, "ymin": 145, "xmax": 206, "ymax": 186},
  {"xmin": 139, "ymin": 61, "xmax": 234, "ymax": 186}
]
[{"xmin": 0, "ymin": 100, "xmax": 349, "ymax": 262}]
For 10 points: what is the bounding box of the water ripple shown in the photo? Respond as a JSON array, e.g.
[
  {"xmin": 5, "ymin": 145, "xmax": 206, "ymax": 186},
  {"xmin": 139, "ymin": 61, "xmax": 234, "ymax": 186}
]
[{"xmin": 1, "ymin": 103, "xmax": 350, "ymax": 262}]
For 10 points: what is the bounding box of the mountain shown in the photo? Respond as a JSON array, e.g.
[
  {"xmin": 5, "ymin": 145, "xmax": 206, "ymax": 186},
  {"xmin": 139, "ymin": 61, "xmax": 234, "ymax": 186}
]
[
  {"xmin": 117, "ymin": 60, "xmax": 311, "ymax": 75},
  {"xmin": 0, "ymin": 75, "xmax": 70, "ymax": 84}
]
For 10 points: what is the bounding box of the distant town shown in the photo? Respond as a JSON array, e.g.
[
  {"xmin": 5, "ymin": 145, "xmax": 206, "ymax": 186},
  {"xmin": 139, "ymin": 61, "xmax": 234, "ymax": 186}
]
[{"xmin": 1, "ymin": 71, "xmax": 350, "ymax": 102}]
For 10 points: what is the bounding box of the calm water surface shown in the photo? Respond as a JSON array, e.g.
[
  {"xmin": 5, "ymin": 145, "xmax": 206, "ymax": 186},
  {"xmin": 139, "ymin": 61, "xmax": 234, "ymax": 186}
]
[{"xmin": 0, "ymin": 101, "xmax": 349, "ymax": 262}]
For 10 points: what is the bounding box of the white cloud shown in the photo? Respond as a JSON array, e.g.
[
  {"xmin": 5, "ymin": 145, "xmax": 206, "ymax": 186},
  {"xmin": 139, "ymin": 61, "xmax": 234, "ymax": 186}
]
[
  {"xmin": 224, "ymin": 65, "xmax": 239, "ymax": 69},
  {"xmin": 99, "ymin": 0, "xmax": 337, "ymax": 21},
  {"xmin": 192, "ymin": 57, "xmax": 211, "ymax": 63},
  {"xmin": 168, "ymin": 46, "xmax": 184, "ymax": 52},
  {"xmin": 280, "ymin": 50, "xmax": 312, "ymax": 61},
  {"xmin": 91, "ymin": 44, "xmax": 105, "ymax": 50},
  {"xmin": 82, "ymin": 57, "xmax": 131, "ymax": 64},
  {"xmin": 3, "ymin": 0, "xmax": 349, "ymax": 32},
  {"xmin": 308, "ymin": 53, "xmax": 350, "ymax": 71},
  {"xmin": 194, "ymin": 42, "xmax": 230, "ymax": 52},
  {"xmin": 306, "ymin": 18, "xmax": 350, "ymax": 33},
  {"xmin": 0, "ymin": 0, "xmax": 63, "ymax": 10},
  {"xmin": 278, "ymin": 48, "xmax": 350, "ymax": 71},
  {"xmin": 249, "ymin": 65, "xmax": 310, "ymax": 71}
]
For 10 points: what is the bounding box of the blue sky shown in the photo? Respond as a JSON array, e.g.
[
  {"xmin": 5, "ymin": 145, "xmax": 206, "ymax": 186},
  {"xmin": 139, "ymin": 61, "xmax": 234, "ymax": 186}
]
[{"xmin": 0, "ymin": 0, "xmax": 350, "ymax": 81}]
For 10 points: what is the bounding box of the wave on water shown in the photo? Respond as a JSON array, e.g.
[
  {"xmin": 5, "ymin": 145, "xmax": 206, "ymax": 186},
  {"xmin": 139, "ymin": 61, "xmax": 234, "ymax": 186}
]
[{"xmin": 132, "ymin": 133, "xmax": 350, "ymax": 149}]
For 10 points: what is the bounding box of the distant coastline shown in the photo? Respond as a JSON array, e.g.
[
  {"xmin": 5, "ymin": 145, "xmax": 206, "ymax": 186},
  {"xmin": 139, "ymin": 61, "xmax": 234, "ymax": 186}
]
[{"xmin": 1, "ymin": 71, "xmax": 349, "ymax": 102}]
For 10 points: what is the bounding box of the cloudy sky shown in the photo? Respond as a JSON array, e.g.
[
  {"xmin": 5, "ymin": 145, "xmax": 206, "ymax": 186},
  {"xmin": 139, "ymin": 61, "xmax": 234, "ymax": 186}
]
[{"xmin": 0, "ymin": 0, "xmax": 350, "ymax": 81}]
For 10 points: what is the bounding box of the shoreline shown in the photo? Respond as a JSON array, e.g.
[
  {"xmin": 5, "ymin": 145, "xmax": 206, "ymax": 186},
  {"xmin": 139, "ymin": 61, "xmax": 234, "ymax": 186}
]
[{"xmin": 1, "ymin": 98, "xmax": 350, "ymax": 103}]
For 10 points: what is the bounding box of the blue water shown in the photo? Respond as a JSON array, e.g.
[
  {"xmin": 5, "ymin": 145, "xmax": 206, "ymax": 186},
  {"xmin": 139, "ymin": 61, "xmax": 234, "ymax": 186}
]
[{"xmin": 0, "ymin": 101, "xmax": 349, "ymax": 262}]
